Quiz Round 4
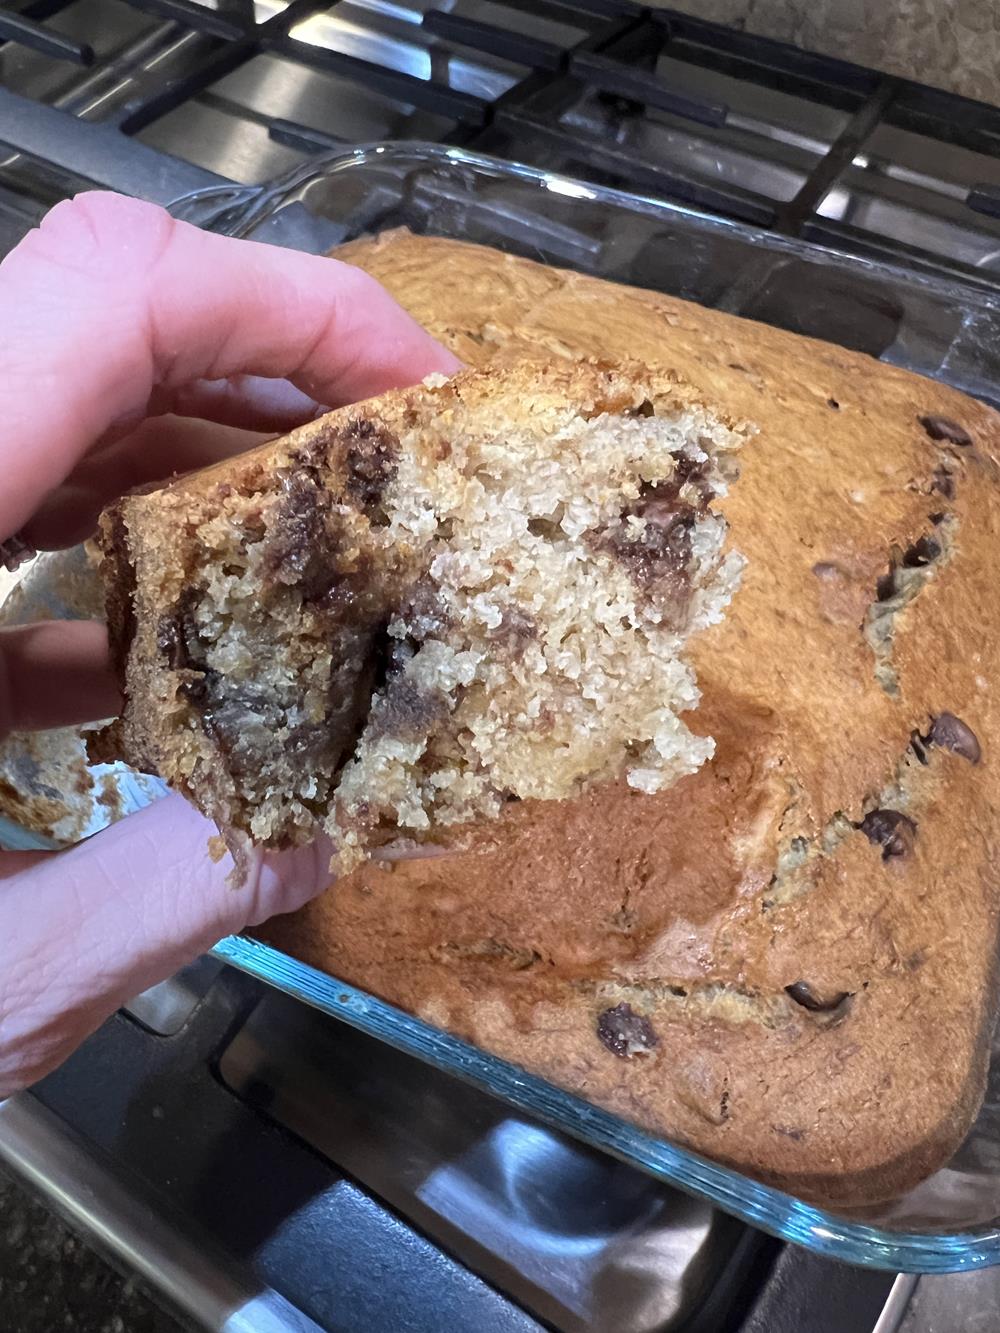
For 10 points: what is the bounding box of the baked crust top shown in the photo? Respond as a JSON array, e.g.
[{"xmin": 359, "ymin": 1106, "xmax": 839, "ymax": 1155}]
[{"xmin": 259, "ymin": 230, "xmax": 1000, "ymax": 1207}]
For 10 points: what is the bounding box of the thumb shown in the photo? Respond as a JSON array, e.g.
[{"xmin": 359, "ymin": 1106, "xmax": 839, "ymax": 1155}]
[{"xmin": 0, "ymin": 793, "xmax": 333, "ymax": 1097}]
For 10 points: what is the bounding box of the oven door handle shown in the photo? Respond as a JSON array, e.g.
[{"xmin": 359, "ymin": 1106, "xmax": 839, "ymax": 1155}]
[{"xmin": 0, "ymin": 1093, "xmax": 325, "ymax": 1333}]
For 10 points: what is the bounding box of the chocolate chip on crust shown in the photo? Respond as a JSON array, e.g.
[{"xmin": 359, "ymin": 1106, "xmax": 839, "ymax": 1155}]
[
  {"xmin": 901, "ymin": 536, "xmax": 941, "ymax": 568},
  {"xmin": 856, "ymin": 809, "xmax": 917, "ymax": 861},
  {"xmin": 909, "ymin": 729, "xmax": 929, "ymax": 766},
  {"xmin": 919, "ymin": 415, "xmax": 972, "ymax": 446},
  {"xmin": 597, "ymin": 1003, "xmax": 658, "ymax": 1058},
  {"xmin": 785, "ymin": 980, "xmax": 852, "ymax": 1013},
  {"xmin": 927, "ymin": 712, "xmax": 981, "ymax": 764}
]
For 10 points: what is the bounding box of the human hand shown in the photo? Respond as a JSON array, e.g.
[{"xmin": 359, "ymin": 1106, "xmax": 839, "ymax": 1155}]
[{"xmin": 0, "ymin": 192, "xmax": 460, "ymax": 1097}]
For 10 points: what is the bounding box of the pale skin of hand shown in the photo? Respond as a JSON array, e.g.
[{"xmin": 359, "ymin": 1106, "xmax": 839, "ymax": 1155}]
[{"xmin": 0, "ymin": 191, "xmax": 461, "ymax": 1099}]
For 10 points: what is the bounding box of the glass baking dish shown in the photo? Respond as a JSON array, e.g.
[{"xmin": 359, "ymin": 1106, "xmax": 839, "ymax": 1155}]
[{"xmin": 6, "ymin": 144, "xmax": 1000, "ymax": 1273}]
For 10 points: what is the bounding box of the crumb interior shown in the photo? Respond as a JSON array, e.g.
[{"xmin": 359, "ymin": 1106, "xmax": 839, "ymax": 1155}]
[{"xmin": 157, "ymin": 374, "xmax": 745, "ymax": 864}]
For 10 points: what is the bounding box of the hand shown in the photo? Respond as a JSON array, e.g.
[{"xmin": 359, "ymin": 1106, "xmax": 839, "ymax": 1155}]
[{"xmin": 0, "ymin": 192, "xmax": 460, "ymax": 1098}]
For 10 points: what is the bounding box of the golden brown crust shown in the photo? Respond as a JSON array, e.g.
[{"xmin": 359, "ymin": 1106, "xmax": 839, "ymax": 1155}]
[{"xmin": 258, "ymin": 230, "xmax": 1000, "ymax": 1207}]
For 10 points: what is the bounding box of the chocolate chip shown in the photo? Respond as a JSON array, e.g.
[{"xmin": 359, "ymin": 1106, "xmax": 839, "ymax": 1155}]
[
  {"xmin": 604, "ymin": 498, "xmax": 698, "ymax": 616},
  {"xmin": 876, "ymin": 532, "xmax": 944, "ymax": 602},
  {"xmin": 156, "ymin": 595, "xmax": 201, "ymax": 672},
  {"xmin": 931, "ymin": 465, "xmax": 955, "ymax": 499},
  {"xmin": 919, "ymin": 415, "xmax": 972, "ymax": 446},
  {"xmin": 927, "ymin": 711, "xmax": 981, "ymax": 764},
  {"xmin": 342, "ymin": 417, "xmax": 399, "ymax": 513},
  {"xmin": 488, "ymin": 606, "xmax": 537, "ymax": 660},
  {"xmin": 856, "ymin": 808, "xmax": 916, "ymax": 860},
  {"xmin": 596, "ymin": 1003, "xmax": 658, "ymax": 1059},
  {"xmin": 775, "ymin": 1125, "xmax": 805, "ymax": 1140},
  {"xmin": 929, "ymin": 511, "xmax": 946, "ymax": 526},
  {"xmin": 178, "ymin": 676, "xmax": 209, "ymax": 705},
  {"xmin": 785, "ymin": 980, "xmax": 852, "ymax": 1013},
  {"xmin": 827, "ymin": 398, "xmax": 840, "ymax": 410},
  {"xmin": 632, "ymin": 455, "xmax": 713, "ymax": 518},
  {"xmin": 264, "ymin": 468, "xmax": 333, "ymax": 597},
  {"xmin": 397, "ymin": 580, "xmax": 450, "ymax": 637},
  {"xmin": 902, "ymin": 536, "xmax": 940, "ymax": 568},
  {"xmin": 367, "ymin": 678, "xmax": 450, "ymax": 744},
  {"xmin": 629, "ymin": 399, "xmax": 655, "ymax": 418},
  {"xmin": 0, "ymin": 533, "xmax": 35, "ymax": 573}
]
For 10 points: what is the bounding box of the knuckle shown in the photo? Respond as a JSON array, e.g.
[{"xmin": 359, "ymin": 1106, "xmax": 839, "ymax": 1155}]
[{"xmin": 1, "ymin": 191, "xmax": 174, "ymax": 287}]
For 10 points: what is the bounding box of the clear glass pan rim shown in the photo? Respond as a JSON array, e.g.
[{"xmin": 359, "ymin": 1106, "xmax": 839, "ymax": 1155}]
[
  {"xmin": 213, "ymin": 936, "xmax": 1000, "ymax": 1274},
  {"xmin": 170, "ymin": 139, "xmax": 1000, "ymax": 315}
]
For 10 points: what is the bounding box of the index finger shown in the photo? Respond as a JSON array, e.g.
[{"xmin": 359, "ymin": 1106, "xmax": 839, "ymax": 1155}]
[{"xmin": 0, "ymin": 191, "xmax": 460, "ymax": 539}]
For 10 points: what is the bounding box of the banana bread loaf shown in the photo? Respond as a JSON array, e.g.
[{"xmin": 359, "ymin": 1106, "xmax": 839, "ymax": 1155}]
[{"xmin": 257, "ymin": 230, "xmax": 1000, "ymax": 1208}]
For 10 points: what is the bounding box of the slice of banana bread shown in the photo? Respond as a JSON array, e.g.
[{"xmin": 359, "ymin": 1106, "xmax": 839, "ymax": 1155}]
[{"xmin": 95, "ymin": 360, "xmax": 748, "ymax": 871}]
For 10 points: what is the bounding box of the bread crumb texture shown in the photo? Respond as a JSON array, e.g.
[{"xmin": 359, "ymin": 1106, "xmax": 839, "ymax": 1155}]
[{"xmin": 98, "ymin": 361, "xmax": 747, "ymax": 876}]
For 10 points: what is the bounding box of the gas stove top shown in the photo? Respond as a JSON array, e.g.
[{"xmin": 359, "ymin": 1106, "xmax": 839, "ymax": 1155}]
[
  {"xmin": 2, "ymin": 3, "xmax": 1000, "ymax": 1330},
  {"xmin": 5, "ymin": 0, "xmax": 1000, "ymax": 285}
]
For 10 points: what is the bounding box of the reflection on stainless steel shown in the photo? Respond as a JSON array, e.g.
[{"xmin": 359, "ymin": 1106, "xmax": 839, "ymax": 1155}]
[
  {"xmin": 124, "ymin": 956, "xmax": 226, "ymax": 1036},
  {"xmin": 817, "ymin": 119, "xmax": 1000, "ymax": 272},
  {"xmin": 874, "ymin": 1275, "xmax": 919, "ymax": 1333},
  {"xmin": 819, "ymin": 182, "xmax": 1000, "ymax": 271},
  {"xmin": 140, "ymin": 56, "xmax": 455, "ymax": 181},
  {"xmin": 0, "ymin": 1095, "xmax": 324, "ymax": 1333},
  {"xmin": 219, "ymin": 990, "xmax": 745, "ymax": 1333},
  {"xmin": 562, "ymin": 93, "xmax": 814, "ymax": 204},
  {"xmin": 288, "ymin": 3, "xmax": 521, "ymax": 100},
  {"xmin": 0, "ymin": 0, "xmax": 209, "ymax": 123},
  {"xmin": 0, "ymin": 0, "xmax": 522, "ymax": 185},
  {"xmin": 654, "ymin": 51, "xmax": 849, "ymax": 156},
  {"xmin": 3, "ymin": 0, "xmax": 1000, "ymax": 285}
]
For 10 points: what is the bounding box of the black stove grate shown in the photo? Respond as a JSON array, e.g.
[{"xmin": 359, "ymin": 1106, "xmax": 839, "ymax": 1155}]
[{"xmin": 3, "ymin": 0, "xmax": 1000, "ymax": 288}]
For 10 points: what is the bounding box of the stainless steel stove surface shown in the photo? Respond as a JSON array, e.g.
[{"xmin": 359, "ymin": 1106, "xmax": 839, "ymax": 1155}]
[{"xmin": 1, "ymin": 2, "xmax": 1000, "ymax": 1329}]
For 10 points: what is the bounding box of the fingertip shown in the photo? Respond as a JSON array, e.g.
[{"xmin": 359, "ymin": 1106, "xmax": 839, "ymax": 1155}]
[{"xmin": 79, "ymin": 793, "xmax": 335, "ymax": 937}]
